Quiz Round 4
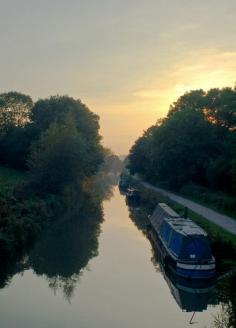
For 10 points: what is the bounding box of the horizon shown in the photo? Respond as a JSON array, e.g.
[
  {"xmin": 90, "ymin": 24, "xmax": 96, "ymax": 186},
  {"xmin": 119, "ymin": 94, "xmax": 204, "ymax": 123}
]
[{"xmin": 1, "ymin": 0, "xmax": 236, "ymax": 154}]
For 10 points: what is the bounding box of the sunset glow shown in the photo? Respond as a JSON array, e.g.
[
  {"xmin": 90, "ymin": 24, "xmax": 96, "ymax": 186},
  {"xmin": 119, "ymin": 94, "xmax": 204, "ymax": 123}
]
[{"xmin": 0, "ymin": 1, "xmax": 236, "ymax": 154}]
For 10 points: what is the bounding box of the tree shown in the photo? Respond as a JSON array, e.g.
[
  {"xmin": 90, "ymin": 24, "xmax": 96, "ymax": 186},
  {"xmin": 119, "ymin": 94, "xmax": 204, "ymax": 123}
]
[
  {"xmin": 128, "ymin": 86, "xmax": 236, "ymax": 194},
  {"xmin": 0, "ymin": 92, "xmax": 33, "ymax": 134},
  {"xmin": 128, "ymin": 126, "xmax": 156, "ymax": 178},
  {"xmin": 30, "ymin": 96, "xmax": 100, "ymax": 141},
  {"xmin": 0, "ymin": 92, "xmax": 34, "ymax": 169},
  {"xmin": 205, "ymin": 87, "xmax": 236, "ymax": 130},
  {"xmin": 28, "ymin": 115, "xmax": 83, "ymax": 193},
  {"xmin": 28, "ymin": 113, "xmax": 103, "ymax": 193},
  {"xmin": 168, "ymin": 89, "xmax": 206, "ymax": 117}
]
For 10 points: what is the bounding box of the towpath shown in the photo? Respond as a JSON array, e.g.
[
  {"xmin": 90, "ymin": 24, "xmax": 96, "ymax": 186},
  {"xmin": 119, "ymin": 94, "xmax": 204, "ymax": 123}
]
[{"xmin": 141, "ymin": 181, "xmax": 236, "ymax": 235}]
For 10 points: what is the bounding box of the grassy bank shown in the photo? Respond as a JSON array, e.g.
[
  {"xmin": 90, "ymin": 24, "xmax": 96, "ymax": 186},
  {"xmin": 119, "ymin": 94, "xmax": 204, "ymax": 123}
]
[
  {"xmin": 0, "ymin": 166, "xmax": 61, "ymax": 264},
  {"xmin": 0, "ymin": 166, "xmax": 27, "ymax": 193},
  {"xmin": 179, "ymin": 183, "xmax": 236, "ymax": 220}
]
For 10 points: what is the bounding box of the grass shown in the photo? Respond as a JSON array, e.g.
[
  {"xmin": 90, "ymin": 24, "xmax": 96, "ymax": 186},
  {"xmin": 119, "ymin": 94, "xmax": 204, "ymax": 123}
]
[
  {"xmin": 179, "ymin": 183, "xmax": 236, "ymax": 220},
  {"xmin": 0, "ymin": 166, "xmax": 27, "ymax": 194}
]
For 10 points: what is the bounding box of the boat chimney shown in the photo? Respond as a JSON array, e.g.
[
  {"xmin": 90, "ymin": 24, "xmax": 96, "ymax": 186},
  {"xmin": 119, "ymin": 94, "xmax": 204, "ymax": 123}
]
[{"xmin": 183, "ymin": 207, "xmax": 188, "ymax": 219}]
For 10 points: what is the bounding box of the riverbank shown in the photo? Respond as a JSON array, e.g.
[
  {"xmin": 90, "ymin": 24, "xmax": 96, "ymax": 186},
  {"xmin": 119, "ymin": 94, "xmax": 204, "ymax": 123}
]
[
  {"xmin": 179, "ymin": 183, "xmax": 236, "ymax": 220},
  {"xmin": 0, "ymin": 166, "xmax": 61, "ymax": 264}
]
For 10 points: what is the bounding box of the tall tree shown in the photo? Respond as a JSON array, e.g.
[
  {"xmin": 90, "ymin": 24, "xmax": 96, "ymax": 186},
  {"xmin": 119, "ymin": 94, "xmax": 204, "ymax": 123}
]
[
  {"xmin": 28, "ymin": 113, "xmax": 103, "ymax": 193},
  {"xmin": 128, "ymin": 86, "xmax": 236, "ymax": 194}
]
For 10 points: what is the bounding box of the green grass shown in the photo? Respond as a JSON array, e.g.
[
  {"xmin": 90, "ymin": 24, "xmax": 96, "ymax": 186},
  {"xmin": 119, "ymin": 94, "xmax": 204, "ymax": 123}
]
[
  {"xmin": 179, "ymin": 183, "xmax": 236, "ymax": 220},
  {"xmin": 0, "ymin": 166, "xmax": 27, "ymax": 194}
]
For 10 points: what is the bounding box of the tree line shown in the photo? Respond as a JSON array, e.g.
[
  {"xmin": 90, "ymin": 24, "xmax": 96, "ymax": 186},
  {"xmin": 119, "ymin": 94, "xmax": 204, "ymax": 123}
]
[
  {"xmin": 128, "ymin": 86, "xmax": 236, "ymax": 196},
  {"xmin": 0, "ymin": 91, "xmax": 112, "ymax": 263},
  {"xmin": 0, "ymin": 92, "xmax": 104, "ymax": 193}
]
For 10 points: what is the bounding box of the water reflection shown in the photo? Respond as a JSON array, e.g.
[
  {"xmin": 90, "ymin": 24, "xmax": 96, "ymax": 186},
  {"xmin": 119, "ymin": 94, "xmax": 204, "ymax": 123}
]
[
  {"xmin": 0, "ymin": 181, "xmax": 235, "ymax": 328},
  {"xmin": 27, "ymin": 198, "xmax": 104, "ymax": 301},
  {"xmin": 0, "ymin": 173, "xmax": 117, "ymax": 300},
  {"xmin": 127, "ymin": 202, "xmax": 236, "ymax": 327}
]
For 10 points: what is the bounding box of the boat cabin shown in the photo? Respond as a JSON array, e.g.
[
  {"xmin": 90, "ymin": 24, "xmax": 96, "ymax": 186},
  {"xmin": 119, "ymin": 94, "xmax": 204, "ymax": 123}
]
[
  {"xmin": 159, "ymin": 218, "xmax": 212, "ymax": 261},
  {"xmin": 150, "ymin": 203, "xmax": 212, "ymax": 261}
]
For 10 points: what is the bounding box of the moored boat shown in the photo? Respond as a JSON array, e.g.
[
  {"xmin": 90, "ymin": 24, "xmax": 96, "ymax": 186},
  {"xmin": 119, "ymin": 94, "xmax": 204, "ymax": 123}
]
[
  {"xmin": 125, "ymin": 187, "xmax": 141, "ymax": 202},
  {"xmin": 148, "ymin": 203, "xmax": 215, "ymax": 279}
]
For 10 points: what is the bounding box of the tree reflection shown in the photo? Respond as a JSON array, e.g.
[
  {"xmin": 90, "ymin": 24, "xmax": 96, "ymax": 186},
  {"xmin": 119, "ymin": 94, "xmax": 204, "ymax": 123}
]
[
  {"xmin": 127, "ymin": 204, "xmax": 161, "ymax": 273},
  {"xmin": 0, "ymin": 172, "xmax": 117, "ymax": 300},
  {"xmin": 27, "ymin": 197, "xmax": 103, "ymax": 300},
  {"xmin": 26, "ymin": 172, "xmax": 118, "ymax": 301},
  {"xmin": 212, "ymin": 274, "xmax": 236, "ymax": 328}
]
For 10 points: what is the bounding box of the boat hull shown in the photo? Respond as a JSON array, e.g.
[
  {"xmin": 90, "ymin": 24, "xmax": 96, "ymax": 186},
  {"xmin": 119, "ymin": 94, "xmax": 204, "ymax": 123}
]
[{"xmin": 148, "ymin": 227, "xmax": 215, "ymax": 280}]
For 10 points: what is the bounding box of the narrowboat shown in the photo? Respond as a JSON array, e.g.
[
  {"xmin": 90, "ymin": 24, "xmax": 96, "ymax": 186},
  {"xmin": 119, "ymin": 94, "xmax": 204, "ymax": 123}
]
[
  {"xmin": 126, "ymin": 188, "xmax": 141, "ymax": 202},
  {"xmin": 148, "ymin": 203, "xmax": 215, "ymax": 279}
]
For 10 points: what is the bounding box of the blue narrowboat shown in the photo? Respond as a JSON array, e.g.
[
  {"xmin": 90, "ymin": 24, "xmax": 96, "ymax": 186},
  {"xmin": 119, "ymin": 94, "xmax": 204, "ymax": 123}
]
[{"xmin": 148, "ymin": 203, "xmax": 215, "ymax": 279}]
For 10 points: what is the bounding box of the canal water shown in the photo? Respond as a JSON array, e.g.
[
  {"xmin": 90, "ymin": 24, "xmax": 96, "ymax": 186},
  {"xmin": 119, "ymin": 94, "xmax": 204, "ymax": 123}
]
[{"xmin": 0, "ymin": 187, "xmax": 230, "ymax": 328}]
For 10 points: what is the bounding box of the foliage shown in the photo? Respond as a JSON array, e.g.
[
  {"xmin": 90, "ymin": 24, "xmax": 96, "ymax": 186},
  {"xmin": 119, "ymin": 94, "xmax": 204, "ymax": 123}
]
[
  {"xmin": 27, "ymin": 96, "xmax": 104, "ymax": 193},
  {"xmin": 0, "ymin": 166, "xmax": 26, "ymax": 190},
  {"xmin": 0, "ymin": 190, "xmax": 52, "ymax": 263},
  {"xmin": 0, "ymin": 92, "xmax": 105, "ymax": 265},
  {"xmin": 29, "ymin": 115, "xmax": 90, "ymax": 193},
  {"xmin": 128, "ymin": 86, "xmax": 236, "ymax": 198},
  {"xmin": 30, "ymin": 95, "xmax": 101, "ymax": 142},
  {"xmin": 100, "ymin": 148, "xmax": 124, "ymax": 175},
  {"xmin": 0, "ymin": 92, "xmax": 33, "ymax": 134},
  {"xmin": 0, "ymin": 92, "xmax": 34, "ymax": 169},
  {"xmin": 180, "ymin": 183, "xmax": 236, "ymax": 219}
]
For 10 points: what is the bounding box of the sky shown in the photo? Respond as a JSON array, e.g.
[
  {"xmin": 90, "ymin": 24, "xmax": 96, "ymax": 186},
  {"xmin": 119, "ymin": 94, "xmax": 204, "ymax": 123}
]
[{"xmin": 0, "ymin": 0, "xmax": 236, "ymax": 154}]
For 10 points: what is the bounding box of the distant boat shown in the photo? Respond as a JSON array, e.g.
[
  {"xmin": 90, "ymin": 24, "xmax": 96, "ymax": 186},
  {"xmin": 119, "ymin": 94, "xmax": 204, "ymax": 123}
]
[
  {"xmin": 148, "ymin": 203, "xmax": 215, "ymax": 279},
  {"xmin": 125, "ymin": 188, "xmax": 141, "ymax": 202}
]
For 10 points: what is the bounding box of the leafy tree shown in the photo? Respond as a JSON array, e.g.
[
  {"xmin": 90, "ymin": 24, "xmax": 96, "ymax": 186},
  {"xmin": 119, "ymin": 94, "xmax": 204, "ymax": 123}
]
[
  {"xmin": 28, "ymin": 114, "xmax": 101, "ymax": 193},
  {"xmin": 128, "ymin": 86, "xmax": 236, "ymax": 194},
  {"xmin": 0, "ymin": 92, "xmax": 33, "ymax": 134},
  {"xmin": 168, "ymin": 89, "xmax": 206, "ymax": 117},
  {"xmin": 100, "ymin": 149, "xmax": 124, "ymax": 175},
  {"xmin": 129, "ymin": 126, "xmax": 156, "ymax": 178},
  {"xmin": 0, "ymin": 125, "xmax": 37, "ymax": 169},
  {"xmin": 205, "ymin": 87, "xmax": 236, "ymax": 130},
  {"xmin": 30, "ymin": 96, "xmax": 100, "ymax": 141},
  {"xmin": 0, "ymin": 92, "xmax": 34, "ymax": 169}
]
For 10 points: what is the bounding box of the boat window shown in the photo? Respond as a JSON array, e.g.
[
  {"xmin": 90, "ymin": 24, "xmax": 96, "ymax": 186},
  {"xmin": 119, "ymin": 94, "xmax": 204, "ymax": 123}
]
[
  {"xmin": 160, "ymin": 222, "xmax": 171, "ymax": 243},
  {"xmin": 181, "ymin": 236, "xmax": 212, "ymax": 260},
  {"xmin": 169, "ymin": 231, "xmax": 183, "ymax": 256}
]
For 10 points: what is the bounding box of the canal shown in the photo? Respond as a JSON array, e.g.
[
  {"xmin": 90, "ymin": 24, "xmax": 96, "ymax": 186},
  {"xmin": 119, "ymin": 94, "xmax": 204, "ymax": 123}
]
[{"xmin": 0, "ymin": 187, "xmax": 233, "ymax": 328}]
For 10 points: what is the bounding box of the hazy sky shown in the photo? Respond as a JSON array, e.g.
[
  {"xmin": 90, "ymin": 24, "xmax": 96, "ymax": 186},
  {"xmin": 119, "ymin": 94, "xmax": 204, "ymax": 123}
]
[{"xmin": 1, "ymin": 0, "xmax": 236, "ymax": 154}]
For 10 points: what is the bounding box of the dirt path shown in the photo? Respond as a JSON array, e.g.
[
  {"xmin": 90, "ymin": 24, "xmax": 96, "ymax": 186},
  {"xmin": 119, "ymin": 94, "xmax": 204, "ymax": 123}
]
[{"xmin": 142, "ymin": 181, "xmax": 236, "ymax": 235}]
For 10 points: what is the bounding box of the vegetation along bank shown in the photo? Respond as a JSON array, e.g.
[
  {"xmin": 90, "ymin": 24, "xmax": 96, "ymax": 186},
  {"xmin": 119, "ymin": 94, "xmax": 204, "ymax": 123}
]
[{"xmin": 0, "ymin": 92, "xmax": 107, "ymax": 264}]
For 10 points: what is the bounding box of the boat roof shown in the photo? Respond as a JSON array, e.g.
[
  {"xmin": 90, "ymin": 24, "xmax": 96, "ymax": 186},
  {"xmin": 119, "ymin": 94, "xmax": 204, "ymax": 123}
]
[
  {"xmin": 127, "ymin": 187, "xmax": 140, "ymax": 192},
  {"xmin": 165, "ymin": 217, "xmax": 207, "ymax": 237},
  {"xmin": 153, "ymin": 203, "xmax": 179, "ymax": 218}
]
